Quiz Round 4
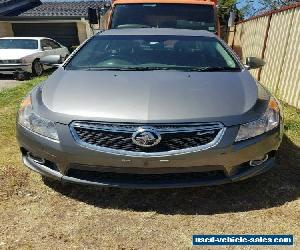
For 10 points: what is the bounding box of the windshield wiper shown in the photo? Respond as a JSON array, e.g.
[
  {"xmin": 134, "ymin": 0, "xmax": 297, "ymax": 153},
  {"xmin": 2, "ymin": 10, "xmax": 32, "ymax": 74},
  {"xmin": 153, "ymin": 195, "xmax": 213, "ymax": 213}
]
[
  {"xmin": 183, "ymin": 66, "xmax": 241, "ymax": 72},
  {"xmin": 75, "ymin": 66, "xmax": 241, "ymax": 72},
  {"xmin": 121, "ymin": 66, "xmax": 172, "ymax": 71},
  {"xmin": 80, "ymin": 66, "xmax": 171, "ymax": 71}
]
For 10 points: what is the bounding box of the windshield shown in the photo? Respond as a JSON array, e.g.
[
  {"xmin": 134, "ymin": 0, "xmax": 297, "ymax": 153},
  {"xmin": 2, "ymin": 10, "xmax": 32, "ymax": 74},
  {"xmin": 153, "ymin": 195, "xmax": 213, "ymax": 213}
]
[
  {"xmin": 65, "ymin": 35, "xmax": 240, "ymax": 71},
  {"xmin": 0, "ymin": 39, "xmax": 38, "ymax": 50},
  {"xmin": 111, "ymin": 4, "xmax": 216, "ymax": 32}
]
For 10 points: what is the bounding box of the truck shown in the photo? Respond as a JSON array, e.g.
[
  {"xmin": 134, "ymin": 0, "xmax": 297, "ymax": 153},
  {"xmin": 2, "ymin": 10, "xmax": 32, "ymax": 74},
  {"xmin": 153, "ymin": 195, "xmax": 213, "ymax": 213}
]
[{"xmin": 96, "ymin": 0, "xmax": 220, "ymax": 36}]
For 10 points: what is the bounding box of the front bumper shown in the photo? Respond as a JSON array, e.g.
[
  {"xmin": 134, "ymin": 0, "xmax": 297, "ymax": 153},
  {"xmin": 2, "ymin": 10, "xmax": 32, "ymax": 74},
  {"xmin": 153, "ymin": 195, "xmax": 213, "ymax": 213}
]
[
  {"xmin": 22, "ymin": 153, "xmax": 276, "ymax": 188},
  {"xmin": 17, "ymin": 122, "xmax": 282, "ymax": 189},
  {"xmin": 0, "ymin": 63, "xmax": 31, "ymax": 74}
]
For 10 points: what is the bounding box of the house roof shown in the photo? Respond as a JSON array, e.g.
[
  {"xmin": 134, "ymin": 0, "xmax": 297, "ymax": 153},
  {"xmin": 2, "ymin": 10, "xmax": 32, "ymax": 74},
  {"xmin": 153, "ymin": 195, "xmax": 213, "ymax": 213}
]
[
  {"xmin": 0, "ymin": 0, "xmax": 22, "ymax": 4},
  {"xmin": 1, "ymin": 0, "xmax": 104, "ymax": 18},
  {"xmin": 17, "ymin": 1, "xmax": 103, "ymax": 17},
  {"xmin": 0, "ymin": 0, "xmax": 40, "ymax": 16}
]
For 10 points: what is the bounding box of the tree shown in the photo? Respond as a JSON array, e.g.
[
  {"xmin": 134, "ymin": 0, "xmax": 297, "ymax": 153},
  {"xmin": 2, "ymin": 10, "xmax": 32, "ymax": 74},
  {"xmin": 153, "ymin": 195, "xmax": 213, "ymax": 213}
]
[
  {"xmin": 258, "ymin": 0, "xmax": 299, "ymax": 12},
  {"xmin": 218, "ymin": 0, "xmax": 246, "ymax": 25},
  {"xmin": 238, "ymin": 0, "xmax": 300, "ymax": 17},
  {"xmin": 218, "ymin": 0, "xmax": 238, "ymax": 25}
]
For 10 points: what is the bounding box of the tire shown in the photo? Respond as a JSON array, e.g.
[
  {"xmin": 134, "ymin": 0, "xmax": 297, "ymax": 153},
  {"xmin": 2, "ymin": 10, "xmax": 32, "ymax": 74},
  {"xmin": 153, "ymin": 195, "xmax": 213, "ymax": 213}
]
[{"xmin": 32, "ymin": 59, "xmax": 44, "ymax": 76}]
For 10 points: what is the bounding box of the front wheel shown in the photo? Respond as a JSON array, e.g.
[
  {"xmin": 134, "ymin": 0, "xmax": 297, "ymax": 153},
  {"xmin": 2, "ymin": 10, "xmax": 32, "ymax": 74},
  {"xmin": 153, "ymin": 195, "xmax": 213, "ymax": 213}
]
[{"xmin": 32, "ymin": 60, "xmax": 44, "ymax": 76}]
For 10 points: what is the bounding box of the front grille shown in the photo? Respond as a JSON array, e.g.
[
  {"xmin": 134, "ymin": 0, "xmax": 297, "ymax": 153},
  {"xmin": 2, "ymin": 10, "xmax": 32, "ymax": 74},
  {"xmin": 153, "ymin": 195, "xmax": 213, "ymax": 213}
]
[
  {"xmin": 70, "ymin": 122, "xmax": 225, "ymax": 156},
  {"xmin": 0, "ymin": 60, "xmax": 20, "ymax": 64}
]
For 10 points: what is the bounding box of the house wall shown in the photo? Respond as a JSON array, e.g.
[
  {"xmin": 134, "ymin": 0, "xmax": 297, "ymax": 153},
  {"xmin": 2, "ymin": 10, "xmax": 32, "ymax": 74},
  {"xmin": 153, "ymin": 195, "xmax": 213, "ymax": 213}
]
[
  {"xmin": 228, "ymin": 3, "xmax": 300, "ymax": 109},
  {"xmin": 0, "ymin": 22, "xmax": 14, "ymax": 37},
  {"xmin": 1, "ymin": 19, "xmax": 93, "ymax": 44},
  {"xmin": 77, "ymin": 21, "xmax": 88, "ymax": 43}
]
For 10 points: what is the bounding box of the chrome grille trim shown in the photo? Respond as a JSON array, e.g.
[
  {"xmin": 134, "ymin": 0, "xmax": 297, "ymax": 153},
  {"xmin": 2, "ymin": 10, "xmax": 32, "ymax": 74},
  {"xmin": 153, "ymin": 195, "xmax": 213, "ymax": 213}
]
[{"xmin": 70, "ymin": 122, "xmax": 226, "ymax": 157}]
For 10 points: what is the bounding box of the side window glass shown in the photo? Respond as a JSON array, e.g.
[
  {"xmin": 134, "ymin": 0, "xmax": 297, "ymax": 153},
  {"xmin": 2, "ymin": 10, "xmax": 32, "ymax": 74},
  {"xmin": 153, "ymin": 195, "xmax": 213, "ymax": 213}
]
[
  {"xmin": 48, "ymin": 40, "xmax": 61, "ymax": 49},
  {"xmin": 41, "ymin": 40, "xmax": 47, "ymax": 49},
  {"xmin": 215, "ymin": 43, "xmax": 237, "ymax": 68}
]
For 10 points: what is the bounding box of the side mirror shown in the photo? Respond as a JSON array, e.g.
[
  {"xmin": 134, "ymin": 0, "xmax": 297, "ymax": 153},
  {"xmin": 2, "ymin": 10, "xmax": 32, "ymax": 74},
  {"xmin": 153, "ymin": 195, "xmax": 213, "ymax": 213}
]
[
  {"xmin": 228, "ymin": 11, "xmax": 236, "ymax": 27},
  {"xmin": 40, "ymin": 55, "xmax": 62, "ymax": 67},
  {"xmin": 245, "ymin": 57, "xmax": 266, "ymax": 69}
]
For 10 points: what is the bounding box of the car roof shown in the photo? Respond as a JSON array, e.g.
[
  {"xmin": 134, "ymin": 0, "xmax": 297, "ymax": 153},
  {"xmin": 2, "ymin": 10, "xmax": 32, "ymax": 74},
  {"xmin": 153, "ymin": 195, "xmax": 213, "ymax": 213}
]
[
  {"xmin": 0, "ymin": 37, "xmax": 48, "ymax": 40},
  {"xmin": 97, "ymin": 28, "xmax": 216, "ymax": 37}
]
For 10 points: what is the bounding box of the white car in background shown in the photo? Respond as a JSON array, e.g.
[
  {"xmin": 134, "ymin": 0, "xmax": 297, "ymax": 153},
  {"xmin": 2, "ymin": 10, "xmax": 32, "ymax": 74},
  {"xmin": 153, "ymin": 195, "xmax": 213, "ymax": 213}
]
[{"xmin": 0, "ymin": 37, "xmax": 69, "ymax": 80}]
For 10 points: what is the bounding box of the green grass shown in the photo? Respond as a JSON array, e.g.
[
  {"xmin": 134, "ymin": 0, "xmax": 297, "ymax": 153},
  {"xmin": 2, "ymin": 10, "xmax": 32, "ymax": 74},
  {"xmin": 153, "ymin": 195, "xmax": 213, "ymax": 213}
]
[
  {"xmin": 0, "ymin": 76, "xmax": 46, "ymax": 107},
  {"xmin": 0, "ymin": 75, "xmax": 49, "ymax": 198},
  {"xmin": 0, "ymin": 76, "xmax": 47, "ymax": 139},
  {"xmin": 283, "ymin": 103, "xmax": 300, "ymax": 144}
]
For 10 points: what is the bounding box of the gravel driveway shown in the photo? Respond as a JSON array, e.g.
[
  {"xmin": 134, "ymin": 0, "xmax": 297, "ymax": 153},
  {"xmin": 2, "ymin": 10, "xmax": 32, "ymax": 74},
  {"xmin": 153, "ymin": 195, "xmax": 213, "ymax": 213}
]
[{"xmin": 0, "ymin": 74, "xmax": 21, "ymax": 91}]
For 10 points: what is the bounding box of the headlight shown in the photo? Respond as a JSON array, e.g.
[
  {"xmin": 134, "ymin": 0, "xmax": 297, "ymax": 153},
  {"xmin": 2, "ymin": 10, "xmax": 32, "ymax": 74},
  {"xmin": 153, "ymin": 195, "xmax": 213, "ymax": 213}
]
[
  {"xmin": 5, "ymin": 59, "xmax": 23, "ymax": 64},
  {"xmin": 235, "ymin": 97, "xmax": 280, "ymax": 142},
  {"xmin": 11, "ymin": 59, "xmax": 23, "ymax": 64},
  {"xmin": 18, "ymin": 95, "xmax": 59, "ymax": 141},
  {"xmin": 0, "ymin": 59, "xmax": 22, "ymax": 64}
]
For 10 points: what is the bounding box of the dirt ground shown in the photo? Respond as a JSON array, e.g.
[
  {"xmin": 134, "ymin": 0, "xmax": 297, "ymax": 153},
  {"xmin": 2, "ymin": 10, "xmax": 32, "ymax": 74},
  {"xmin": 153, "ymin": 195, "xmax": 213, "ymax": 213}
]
[
  {"xmin": 0, "ymin": 75, "xmax": 20, "ymax": 91},
  {"xmin": 1, "ymin": 141, "xmax": 299, "ymax": 250},
  {"xmin": 0, "ymin": 77, "xmax": 299, "ymax": 249}
]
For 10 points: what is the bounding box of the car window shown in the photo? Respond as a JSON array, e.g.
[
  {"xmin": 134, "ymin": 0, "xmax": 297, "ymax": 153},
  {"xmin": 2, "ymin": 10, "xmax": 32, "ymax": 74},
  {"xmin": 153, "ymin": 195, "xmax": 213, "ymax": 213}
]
[
  {"xmin": 0, "ymin": 39, "xmax": 38, "ymax": 49},
  {"xmin": 41, "ymin": 39, "xmax": 47, "ymax": 49},
  {"xmin": 47, "ymin": 40, "xmax": 61, "ymax": 49},
  {"xmin": 65, "ymin": 35, "xmax": 240, "ymax": 71},
  {"xmin": 41, "ymin": 39, "xmax": 61, "ymax": 50}
]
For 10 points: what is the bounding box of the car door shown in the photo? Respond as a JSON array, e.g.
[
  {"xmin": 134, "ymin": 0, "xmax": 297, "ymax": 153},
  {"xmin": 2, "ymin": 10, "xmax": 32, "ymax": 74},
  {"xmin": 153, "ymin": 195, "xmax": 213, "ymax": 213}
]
[
  {"xmin": 47, "ymin": 39, "xmax": 69, "ymax": 58},
  {"xmin": 41, "ymin": 39, "xmax": 68, "ymax": 59},
  {"xmin": 40, "ymin": 39, "xmax": 54, "ymax": 57}
]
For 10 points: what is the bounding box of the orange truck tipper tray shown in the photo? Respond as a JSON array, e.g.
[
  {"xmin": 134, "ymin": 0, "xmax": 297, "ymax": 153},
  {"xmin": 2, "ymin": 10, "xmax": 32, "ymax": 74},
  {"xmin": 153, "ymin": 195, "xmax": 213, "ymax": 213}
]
[
  {"xmin": 112, "ymin": 0, "xmax": 216, "ymax": 5},
  {"xmin": 103, "ymin": 0, "xmax": 220, "ymax": 35}
]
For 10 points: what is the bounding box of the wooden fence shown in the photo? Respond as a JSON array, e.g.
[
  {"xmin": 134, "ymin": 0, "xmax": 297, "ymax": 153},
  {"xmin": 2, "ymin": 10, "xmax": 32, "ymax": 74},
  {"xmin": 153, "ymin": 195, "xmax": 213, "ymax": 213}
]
[{"xmin": 228, "ymin": 3, "xmax": 300, "ymax": 109}]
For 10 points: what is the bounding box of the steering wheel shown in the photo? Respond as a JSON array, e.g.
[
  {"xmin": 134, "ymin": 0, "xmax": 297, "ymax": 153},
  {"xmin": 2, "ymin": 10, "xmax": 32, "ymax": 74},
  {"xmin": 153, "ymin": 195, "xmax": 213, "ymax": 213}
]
[
  {"xmin": 96, "ymin": 54, "xmax": 137, "ymax": 67},
  {"xmin": 96, "ymin": 58, "xmax": 133, "ymax": 67}
]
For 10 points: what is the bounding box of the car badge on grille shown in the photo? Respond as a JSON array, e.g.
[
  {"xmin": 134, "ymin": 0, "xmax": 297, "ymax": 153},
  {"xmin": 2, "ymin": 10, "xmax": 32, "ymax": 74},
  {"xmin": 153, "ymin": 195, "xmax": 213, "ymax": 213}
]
[{"xmin": 132, "ymin": 127, "xmax": 161, "ymax": 148}]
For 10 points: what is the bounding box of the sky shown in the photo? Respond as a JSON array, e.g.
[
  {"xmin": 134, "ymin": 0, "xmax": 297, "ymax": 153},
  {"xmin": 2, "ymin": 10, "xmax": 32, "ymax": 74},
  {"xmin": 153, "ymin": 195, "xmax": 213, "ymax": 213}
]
[{"xmin": 237, "ymin": 0, "xmax": 262, "ymax": 17}]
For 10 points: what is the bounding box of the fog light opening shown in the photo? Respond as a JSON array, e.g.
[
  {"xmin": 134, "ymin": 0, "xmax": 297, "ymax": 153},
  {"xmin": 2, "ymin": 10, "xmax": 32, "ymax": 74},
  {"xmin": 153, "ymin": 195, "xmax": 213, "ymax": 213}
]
[
  {"xmin": 249, "ymin": 154, "xmax": 269, "ymax": 167},
  {"xmin": 27, "ymin": 152, "xmax": 45, "ymax": 165}
]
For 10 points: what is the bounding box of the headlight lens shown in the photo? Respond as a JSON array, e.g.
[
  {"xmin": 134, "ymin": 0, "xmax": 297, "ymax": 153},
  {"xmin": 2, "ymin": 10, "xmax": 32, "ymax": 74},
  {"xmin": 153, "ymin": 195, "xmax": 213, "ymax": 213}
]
[
  {"xmin": 18, "ymin": 95, "xmax": 59, "ymax": 141},
  {"xmin": 235, "ymin": 97, "xmax": 280, "ymax": 142},
  {"xmin": 0, "ymin": 59, "xmax": 22, "ymax": 64},
  {"xmin": 12, "ymin": 59, "xmax": 23, "ymax": 64}
]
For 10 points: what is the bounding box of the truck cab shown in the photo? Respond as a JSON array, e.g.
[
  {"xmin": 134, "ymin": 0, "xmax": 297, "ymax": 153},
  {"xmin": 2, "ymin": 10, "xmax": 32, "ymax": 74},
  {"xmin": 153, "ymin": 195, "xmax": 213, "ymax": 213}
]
[{"xmin": 100, "ymin": 0, "xmax": 220, "ymax": 35}]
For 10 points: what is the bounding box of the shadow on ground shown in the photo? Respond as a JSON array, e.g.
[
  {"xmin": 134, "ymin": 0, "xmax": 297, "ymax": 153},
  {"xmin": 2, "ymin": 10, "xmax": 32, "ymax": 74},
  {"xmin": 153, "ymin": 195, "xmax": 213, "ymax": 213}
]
[
  {"xmin": 0, "ymin": 69, "xmax": 54, "ymax": 81},
  {"xmin": 0, "ymin": 74, "xmax": 19, "ymax": 91},
  {"xmin": 0, "ymin": 74, "xmax": 15, "ymax": 80},
  {"xmin": 45, "ymin": 135, "xmax": 300, "ymax": 215}
]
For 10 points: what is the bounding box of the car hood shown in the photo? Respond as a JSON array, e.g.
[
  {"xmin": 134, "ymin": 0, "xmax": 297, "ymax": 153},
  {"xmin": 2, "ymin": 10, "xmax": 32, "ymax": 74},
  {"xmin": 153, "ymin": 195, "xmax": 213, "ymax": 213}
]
[
  {"xmin": 0, "ymin": 49, "xmax": 37, "ymax": 59},
  {"xmin": 37, "ymin": 69, "xmax": 268, "ymax": 126}
]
